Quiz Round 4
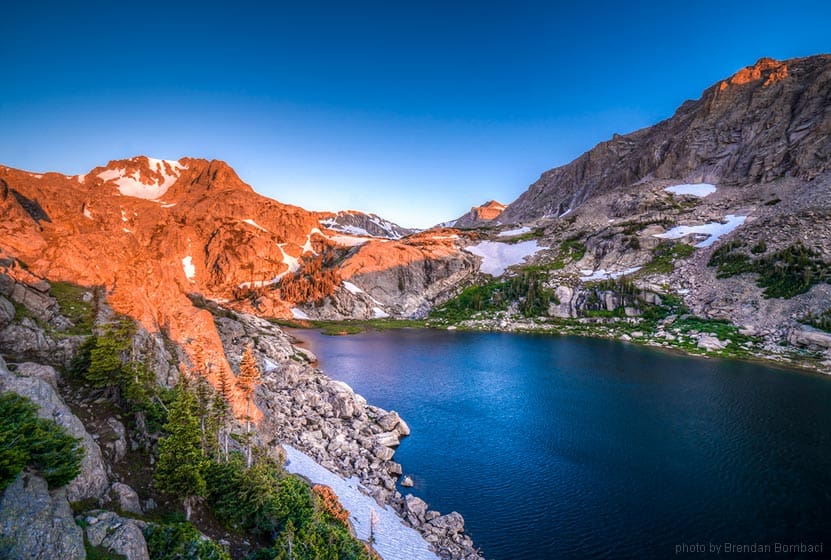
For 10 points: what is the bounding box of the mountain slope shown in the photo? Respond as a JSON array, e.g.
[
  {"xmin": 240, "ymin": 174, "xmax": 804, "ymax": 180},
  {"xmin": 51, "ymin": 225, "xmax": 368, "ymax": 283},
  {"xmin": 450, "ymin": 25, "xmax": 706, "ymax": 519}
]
[{"xmin": 500, "ymin": 56, "xmax": 831, "ymax": 223}]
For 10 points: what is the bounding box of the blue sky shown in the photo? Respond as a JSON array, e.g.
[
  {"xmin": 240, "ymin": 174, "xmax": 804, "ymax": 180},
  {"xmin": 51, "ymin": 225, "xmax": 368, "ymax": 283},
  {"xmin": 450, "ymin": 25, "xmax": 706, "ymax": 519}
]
[{"xmin": 2, "ymin": 1, "xmax": 829, "ymax": 228}]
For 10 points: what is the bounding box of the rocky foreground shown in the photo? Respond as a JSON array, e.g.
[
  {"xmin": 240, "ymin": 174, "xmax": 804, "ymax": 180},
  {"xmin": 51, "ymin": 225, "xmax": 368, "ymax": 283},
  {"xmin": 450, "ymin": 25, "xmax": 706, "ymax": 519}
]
[{"xmin": 0, "ymin": 267, "xmax": 482, "ymax": 560}]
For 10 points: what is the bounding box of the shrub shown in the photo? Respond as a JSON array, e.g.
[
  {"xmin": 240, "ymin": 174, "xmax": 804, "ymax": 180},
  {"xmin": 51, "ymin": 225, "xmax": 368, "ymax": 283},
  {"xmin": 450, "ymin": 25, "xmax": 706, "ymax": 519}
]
[
  {"xmin": 144, "ymin": 522, "xmax": 230, "ymax": 560},
  {"xmin": 0, "ymin": 393, "xmax": 84, "ymax": 490}
]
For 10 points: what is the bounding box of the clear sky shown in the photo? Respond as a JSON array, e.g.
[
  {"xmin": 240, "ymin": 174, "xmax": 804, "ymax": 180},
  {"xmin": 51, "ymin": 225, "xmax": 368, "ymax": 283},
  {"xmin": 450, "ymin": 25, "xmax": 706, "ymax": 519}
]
[{"xmin": 2, "ymin": 0, "xmax": 829, "ymax": 228}]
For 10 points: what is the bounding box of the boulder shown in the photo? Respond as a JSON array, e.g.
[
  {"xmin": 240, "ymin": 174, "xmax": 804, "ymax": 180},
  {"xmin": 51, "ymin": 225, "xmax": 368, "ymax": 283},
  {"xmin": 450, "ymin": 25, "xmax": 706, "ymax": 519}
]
[
  {"xmin": 788, "ymin": 327, "xmax": 831, "ymax": 350},
  {"xmin": 404, "ymin": 494, "xmax": 428, "ymax": 522},
  {"xmin": 377, "ymin": 410, "xmax": 401, "ymax": 431},
  {"xmin": 373, "ymin": 445, "xmax": 395, "ymax": 462},
  {"xmin": 84, "ymin": 511, "xmax": 149, "ymax": 560},
  {"xmin": 428, "ymin": 511, "xmax": 465, "ymax": 534},
  {"xmin": 375, "ymin": 431, "xmax": 400, "ymax": 448},
  {"xmin": 0, "ymin": 357, "xmax": 108, "ymax": 501},
  {"xmin": 401, "ymin": 476, "xmax": 414, "ymax": 487},
  {"xmin": 395, "ymin": 417, "xmax": 411, "ymax": 437},
  {"xmin": 697, "ymin": 334, "xmax": 727, "ymax": 351},
  {"xmin": 0, "ymin": 295, "xmax": 14, "ymax": 327},
  {"xmin": 15, "ymin": 362, "xmax": 59, "ymax": 389},
  {"xmin": 105, "ymin": 417, "xmax": 128, "ymax": 462},
  {"xmin": 110, "ymin": 482, "xmax": 142, "ymax": 515},
  {"xmin": 0, "ymin": 473, "xmax": 85, "ymax": 560}
]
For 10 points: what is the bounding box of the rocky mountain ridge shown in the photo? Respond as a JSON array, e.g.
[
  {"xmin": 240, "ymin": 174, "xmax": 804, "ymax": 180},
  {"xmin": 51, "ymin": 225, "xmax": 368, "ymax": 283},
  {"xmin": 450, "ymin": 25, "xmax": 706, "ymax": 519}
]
[{"xmin": 499, "ymin": 55, "xmax": 831, "ymax": 223}]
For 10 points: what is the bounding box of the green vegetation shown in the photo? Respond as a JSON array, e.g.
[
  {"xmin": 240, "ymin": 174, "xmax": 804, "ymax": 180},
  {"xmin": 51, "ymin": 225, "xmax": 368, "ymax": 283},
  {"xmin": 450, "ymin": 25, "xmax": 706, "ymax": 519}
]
[
  {"xmin": 149, "ymin": 360, "xmax": 373, "ymax": 559},
  {"xmin": 271, "ymin": 317, "xmax": 427, "ymax": 336},
  {"xmin": 430, "ymin": 271, "xmax": 556, "ymax": 321},
  {"xmin": 49, "ymin": 281, "xmax": 96, "ymax": 334},
  {"xmin": 548, "ymin": 239, "xmax": 586, "ymax": 270},
  {"xmin": 0, "ymin": 393, "xmax": 84, "ymax": 491},
  {"xmin": 503, "ymin": 228, "xmax": 544, "ymax": 243},
  {"xmin": 709, "ymin": 241, "xmax": 831, "ymax": 298},
  {"xmin": 639, "ymin": 242, "xmax": 695, "ymax": 275},
  {"xmin": 69, "ymin": 318, "xmax": 166, "ymax": 428},
  {"xmin": 154, "ymin": 384, "xmax": 208, "ymax": 517},
  {"xmin": 205, "ymin": 455, "xmax": 372, "ymax": 560},
  {"xmin": 144, "ymin": 522, "xmax": 230, "ymax": 560},
  {"xmin": 619, "ymin": 217, "xmax": 674, "ymax": 235},
  {"xmin": 84, "ymin": 542, "xmax": 127, "ymax": 560},
  {"xmin": 803, "ymin": 308, "xmax": 831, "ymax": 333},
  {"xmin": 750, "ymin": 240, "xmax": 767, "ymax": 254}
]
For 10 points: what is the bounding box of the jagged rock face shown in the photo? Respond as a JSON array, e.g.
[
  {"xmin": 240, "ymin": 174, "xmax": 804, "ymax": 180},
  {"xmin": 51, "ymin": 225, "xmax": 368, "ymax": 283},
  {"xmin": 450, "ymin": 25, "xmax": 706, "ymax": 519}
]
[
  {"xmin": 0, "ymin": 473, "xmax": 85, "ymax": 560},
  {"xmin": 318, "ymin": 210, "xmax": 415, "ymax": 239},
  {"xmin": 444, "ymin": 200, "xmax": 506, "ymax": 228},
  {"xmin": 0, "ymin": 356, "xmax": 109, "ymax": 502},
  {"xmin": 305, "ymin": 229, "xmax": 479, "ymax": 319},
  {"xmin": 501, "ymin": 55, "xmax": 831, "ymax": 223}
]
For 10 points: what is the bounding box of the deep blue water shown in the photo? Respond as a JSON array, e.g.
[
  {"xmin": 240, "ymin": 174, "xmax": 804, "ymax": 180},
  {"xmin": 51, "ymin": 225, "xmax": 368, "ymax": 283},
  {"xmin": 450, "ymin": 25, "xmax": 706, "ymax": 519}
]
[{"xmin": 293, "ymin": 329, "xmax": 831, "ymax": 559}]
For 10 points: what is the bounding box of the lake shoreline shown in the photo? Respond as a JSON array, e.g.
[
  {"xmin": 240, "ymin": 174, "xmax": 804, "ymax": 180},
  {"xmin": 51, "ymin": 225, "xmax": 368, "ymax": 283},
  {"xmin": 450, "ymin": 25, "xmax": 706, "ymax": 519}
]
[{"xmin": 284, "ymin": 318, "xmax": 830, "ymax": 377}]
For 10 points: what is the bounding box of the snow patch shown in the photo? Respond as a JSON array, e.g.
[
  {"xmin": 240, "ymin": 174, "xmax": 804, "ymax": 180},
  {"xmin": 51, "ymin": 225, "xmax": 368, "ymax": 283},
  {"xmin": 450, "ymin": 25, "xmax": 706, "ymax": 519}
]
[
  {"xmin": 291, "ymin": 308, "xmax": 310, "ymax": 320},
  {"xmin": 263, "ymin": 358, "xmax": 279, "ymax": 373},
  {"xmin": 559, "ymin": 208, "xmax": 573, "ymax": 217},
  {"xmin": 181, "ymin": 256, "xmax": 195, "ymax": 280},
  {"xmin": 342, "ymin": 281, "xmax": 364, "ymax": 295},
  {"xmin": 121, "ymin": 209, "xmax": 128, "ymax": 222},
  {"xmin": 83, "ymin": 206, "xmax": 93, "ymax": 219},
  {"xmin": 324, "ymin": 223, "xmax": 372, "ymax": 237},
  {"xmin": 580, "ymin": 266, "xmax": 642, "ymax": 281},
  {"xmin": 282, "ymin": 445, "xmax": 439, "ymax": 560},
  {"xmin": 465, "ymin": 240, "xmax": 543, "ymax": 276},
  {"xmin": 330, "ymin": 235, "xmax": 370, "ymax": 247},
  {"xmin": 242, "ymin": 219, "xmax": 268, "ymax": 232},
  {"xmin": 373, "ymin": 307, "xmax": 390, "ymax": 318},
  {"xmin": 654, "ymin": 215, "xmax": 747, "ymax": 248},
  {"xmin": 498, "ymin": 226, "xmax": 531, "ymax": 237},
  {"xmin": 664, "ymin": 183, "xmax": 717, "ymax": 197},
  {"xmin": 98, "ymin": 158, "xmax": 185, "ymax": 200},
  {"xmin": 275, "ymin": 244, "xmax": 301, "ymax": 280},
  {"xmin": 160, "ymin": 202, "xmax": 176, "ymax": 208}
]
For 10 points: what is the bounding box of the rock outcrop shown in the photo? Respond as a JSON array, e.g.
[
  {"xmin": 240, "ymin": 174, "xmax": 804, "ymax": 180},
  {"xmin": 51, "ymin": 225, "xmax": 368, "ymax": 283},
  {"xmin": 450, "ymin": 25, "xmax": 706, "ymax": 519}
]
[
  {"xmin": 0, "ymin": 356, "xmax": 108, "ymax": 502},
  {"xmin": 0, "ymin": 473, "xmax": 85, "ymax": 560},
  {"xmin": 443, "ymin": 200, "xmax": 507, "ymax": 228},
  {"xmin": 82, "ymin": 510, "xmax": 149, "ymax": 560}
]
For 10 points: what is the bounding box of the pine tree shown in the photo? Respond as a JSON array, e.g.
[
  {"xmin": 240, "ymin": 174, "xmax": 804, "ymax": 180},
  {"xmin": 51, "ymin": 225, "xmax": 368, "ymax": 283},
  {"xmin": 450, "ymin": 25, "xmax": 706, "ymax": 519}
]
[
  {"xmin": 155, "ymin": 383, "xmax": 207, "ymax": 520},
  {"xmin": 237, "ymin": 345, "xmax": 262, "ymax": 467},
  {"xmin": 215, "ymin": 368, "xmax": 234, "ymax": 461}
]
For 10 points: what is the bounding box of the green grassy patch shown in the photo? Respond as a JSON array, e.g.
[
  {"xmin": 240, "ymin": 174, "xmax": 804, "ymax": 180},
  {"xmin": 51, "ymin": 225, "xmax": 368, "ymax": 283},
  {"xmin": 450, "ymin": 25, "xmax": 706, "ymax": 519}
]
[
  {"xmin": 709, "ymin": 242, "xmax": 831, "ymax": 298},
  {"xmin": 271, "ymin": 317, "xmax": 427, "ymax": 336},
  {"xmin": 802, "ymin": 308, "xmax": 831, "ymax": 333},
  {"xmin": 430, "ymin": 271, "xmax": 556, "ymax": 321},
  {"xmin": 50, "ymin": 281, "xmax": 95, "ymax": 334},
  {"xmin": 639, "ymin": 242, "xmax": 696, "ymax": 275}
]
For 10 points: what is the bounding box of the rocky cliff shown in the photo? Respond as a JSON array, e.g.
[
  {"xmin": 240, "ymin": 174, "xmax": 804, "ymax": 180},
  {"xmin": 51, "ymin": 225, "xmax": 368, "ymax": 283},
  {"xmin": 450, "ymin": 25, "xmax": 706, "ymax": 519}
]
[{"xmin": 499, "ymin": 56, "xmax": 831, "ymax": 223}]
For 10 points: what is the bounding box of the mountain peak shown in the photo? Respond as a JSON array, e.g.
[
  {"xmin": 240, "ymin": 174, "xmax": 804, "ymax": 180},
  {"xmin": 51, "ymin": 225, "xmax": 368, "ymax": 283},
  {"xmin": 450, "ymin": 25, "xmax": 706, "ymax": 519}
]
[
  {"xmin": 722, "ymin": 56, "xmax": 789, "ymax": 88},
  {"xmin": 93, "ymin": 156, "xmax": 187, "ymax": 200}
]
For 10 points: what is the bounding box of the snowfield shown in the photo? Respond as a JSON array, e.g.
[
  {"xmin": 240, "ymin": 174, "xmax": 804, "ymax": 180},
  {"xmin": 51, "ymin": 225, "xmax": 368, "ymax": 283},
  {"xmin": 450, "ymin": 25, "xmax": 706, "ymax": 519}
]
[
  {"xmin": 465, "ymin": 240, "xmax": 543, "ymax": 276},
  {"xmin": 580, "ymin": 266, "xmax": 643, "ymax": 281},
  {"xmin": 497, "ymin": 226, "xmax": 531, "ymax": 237},
  {"xmin": 655, "ymin": 214, "xmax": 747, "ymax": 247},
  {"xmin": 282, "ymin": 445, "xmax": 440, "ymax": 560},
  {"xmin": 98, "ymin": 159, "xmax": 185, "ymax": 200},
  {"xmin": 291, "ymin": 307, "xmax": 310, "ymax": 319},
  {"xmin": 663, "ymin": 183, "xmax": 717, "ymax": 197}
]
